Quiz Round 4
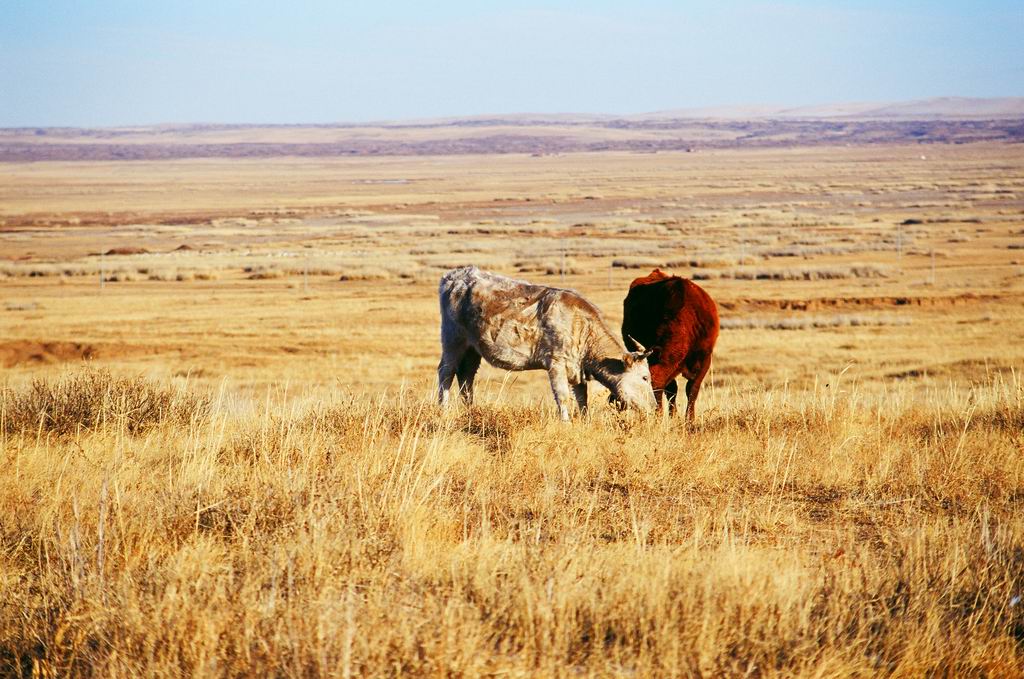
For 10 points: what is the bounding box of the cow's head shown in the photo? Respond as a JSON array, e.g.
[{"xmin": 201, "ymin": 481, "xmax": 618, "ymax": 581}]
[{"xmin": 605, "ymin": 336, "xmax": 657, "ymax": 412}]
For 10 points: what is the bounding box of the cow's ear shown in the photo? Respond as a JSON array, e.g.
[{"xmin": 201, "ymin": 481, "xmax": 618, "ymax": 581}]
[
  {"xmin": 634, "ymin": 348, "xmax": 654, "ymax": 363},
  {"xmin": 621, "ymin": 352, "xmax": 635, "ymax": 368}
]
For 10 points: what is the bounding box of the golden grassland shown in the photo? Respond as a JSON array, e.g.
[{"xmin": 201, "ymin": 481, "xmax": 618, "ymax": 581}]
[
  {"xmin": 1, "ymin": 143, "xmax": 1024, "ymax": 676},
  {"xmin": 1, "ymin": 370, "xmax": 1022, "ymax": 677}
]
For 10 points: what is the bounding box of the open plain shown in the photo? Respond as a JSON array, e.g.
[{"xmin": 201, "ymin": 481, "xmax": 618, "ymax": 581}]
[{"xmin": 2, "ymin": 134, "xmax": 1024, "ymax": 676}]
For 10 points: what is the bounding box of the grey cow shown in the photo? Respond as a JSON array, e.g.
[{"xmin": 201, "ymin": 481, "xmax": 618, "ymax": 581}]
[{"xmin": 437, "ymin": 266, "xmax": 657, "ymax": 420}]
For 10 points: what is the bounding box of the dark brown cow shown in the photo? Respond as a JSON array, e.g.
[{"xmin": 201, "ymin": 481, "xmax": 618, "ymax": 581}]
[{"xmin": 621, "ymin": 269, "xmax": 719, "ymax": 422}]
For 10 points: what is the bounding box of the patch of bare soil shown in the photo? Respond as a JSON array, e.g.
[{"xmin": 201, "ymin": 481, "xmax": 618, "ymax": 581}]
[{"xmin": 0, "ymin": 340, "xmax": 99, "ymax": 368}]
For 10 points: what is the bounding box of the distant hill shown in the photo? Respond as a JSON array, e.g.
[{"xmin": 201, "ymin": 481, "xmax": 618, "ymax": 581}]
[
  {"xmin": 409, "ymin": 97, "xmax": 1024, "ymax": 125},
  {"xmin": 1, "ymin": 97, "xmax": 1021, "ymax": 161},
  {"xmin": 851, "ymin": 97, "xmax": 1024, "ymax": 119},
  {"xmin": 632, "ymin": 97, "xmax": 1024, "ymax": 121}
]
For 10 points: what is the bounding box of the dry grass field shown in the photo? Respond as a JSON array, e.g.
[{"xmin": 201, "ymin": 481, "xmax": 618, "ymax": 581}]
[{"xmin": 2, "ymin": 141, "xmax": 1024, "ymax": 676}]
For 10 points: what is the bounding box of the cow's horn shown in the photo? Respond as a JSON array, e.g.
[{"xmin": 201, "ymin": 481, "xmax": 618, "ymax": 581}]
[{"xmin": 627, "ymin": 335, "xmax": 647, "ymax": 353}]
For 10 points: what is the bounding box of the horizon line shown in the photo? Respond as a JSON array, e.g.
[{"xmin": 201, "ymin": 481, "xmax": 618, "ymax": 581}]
[{"xmin": 5, "ymin": 95, "xmax": 1024, "ymax": 131}]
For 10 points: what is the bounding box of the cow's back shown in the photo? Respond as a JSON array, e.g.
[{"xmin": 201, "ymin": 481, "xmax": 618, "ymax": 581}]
[
  {"xmin": 440, "ymin": 266, "xmax": 550, "ymax": 332},
  {"xmin": 440, "ymin": 266, "xmax": 565, "ymax": 370}
]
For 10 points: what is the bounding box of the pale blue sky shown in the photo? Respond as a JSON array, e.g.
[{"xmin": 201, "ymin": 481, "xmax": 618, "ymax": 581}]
[{"xmin": 1, "ymin": 1, "xmax": 1021, "ymax": 126}]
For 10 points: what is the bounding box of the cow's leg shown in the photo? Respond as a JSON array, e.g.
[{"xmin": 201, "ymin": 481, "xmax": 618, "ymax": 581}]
[
  {"xmin": 572, "ymin": 382, "xmax": 588, "ymax": 417},
  {"xmin": 438, "ymin": 357, "xmax": 457, "ymax": 407},
  {"xmin": 547, "ymin": 363, "xmax": 574, "ymax": 421},
  {"xmin": 456, "ymin": 348, "xmax": 482, "ymax": 405},
  {"xmin": 649, "ymin": 362, "xmax": 677, "ymax": 413},
  {"xmin": 684, "ymin": 356, "xmax": 712, "ymax": 424},
  {"xmin": 437, "ymin": 337, "xmax": 466, "ymax": 407},
  {"xmin": 663, "ymin": 378, "xmax": 679, "ymax": 415}
]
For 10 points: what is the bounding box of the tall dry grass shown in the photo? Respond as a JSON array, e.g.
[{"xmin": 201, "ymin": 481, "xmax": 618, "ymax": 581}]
[{"xmin": 1, "ymin": 369, "xmax": 1023, "ymax": 677}]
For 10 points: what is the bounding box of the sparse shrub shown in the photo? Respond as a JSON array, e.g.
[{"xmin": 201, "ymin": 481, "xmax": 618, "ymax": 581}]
[
  {"xmin": 543, "ymin": 262, "xmax": 584, "ymax": 275},
  {"xmin": 713, "ymin": 265, "xmax": 890, "ymax": 281},
  {"xmin": 0, "ymin": 369, "xmax": 211, "ymax": 436},
  {"xmin": 721, "ymin": 313, "xmax": 910, "ymax": 330},
  {"xmin": 849, "ymin": 264, "xmax": 889, "ymax": 278},
  {"xmin": 728, "ymin": 267, "xmax": 848, "ymax": 281},
  {"xmin": 760, "ymin": 242, "xmax": 905, "ymax": 258},
  {"xmin": 4, "ymin": 301, "xmax": 38, "ymax": 311},
  {"xmin": 302, "ymin": 264, "xmax": 343, "ymax": 276},
  {"xmin": 338, "ymin": 268, "xmax": 392, "ymax": 281},
  {"xmin": 103, "ymin": 270, "xmax": 142, "ymax": 282},
  {"xmin": 60, "ymin": 264, "xmax": 94, "ymax": 276},
  {"xmin": 614, "ymin": 223, "xmax": 666, "ymax": 235},
  {"xmin": 515, "ymin": 259, "xmax": 584, "ymax": 275},
  {"xmin": 245, "ymin": 265, "xmax": 284, "ymax": 279},
  {"xmin": 148, "ymin": 268, "xmax": 178, "ymax": 281},
  {"xmin": 612, "ymin": 257, "xmax": 663, "ymax": 269},
  {"xmin": 666, "ymin": 256, "xmax": 740, "ymax": 268},
  {"xmin": 27, "ymin": 264, "xmax": 59, "ymax": 277}
]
